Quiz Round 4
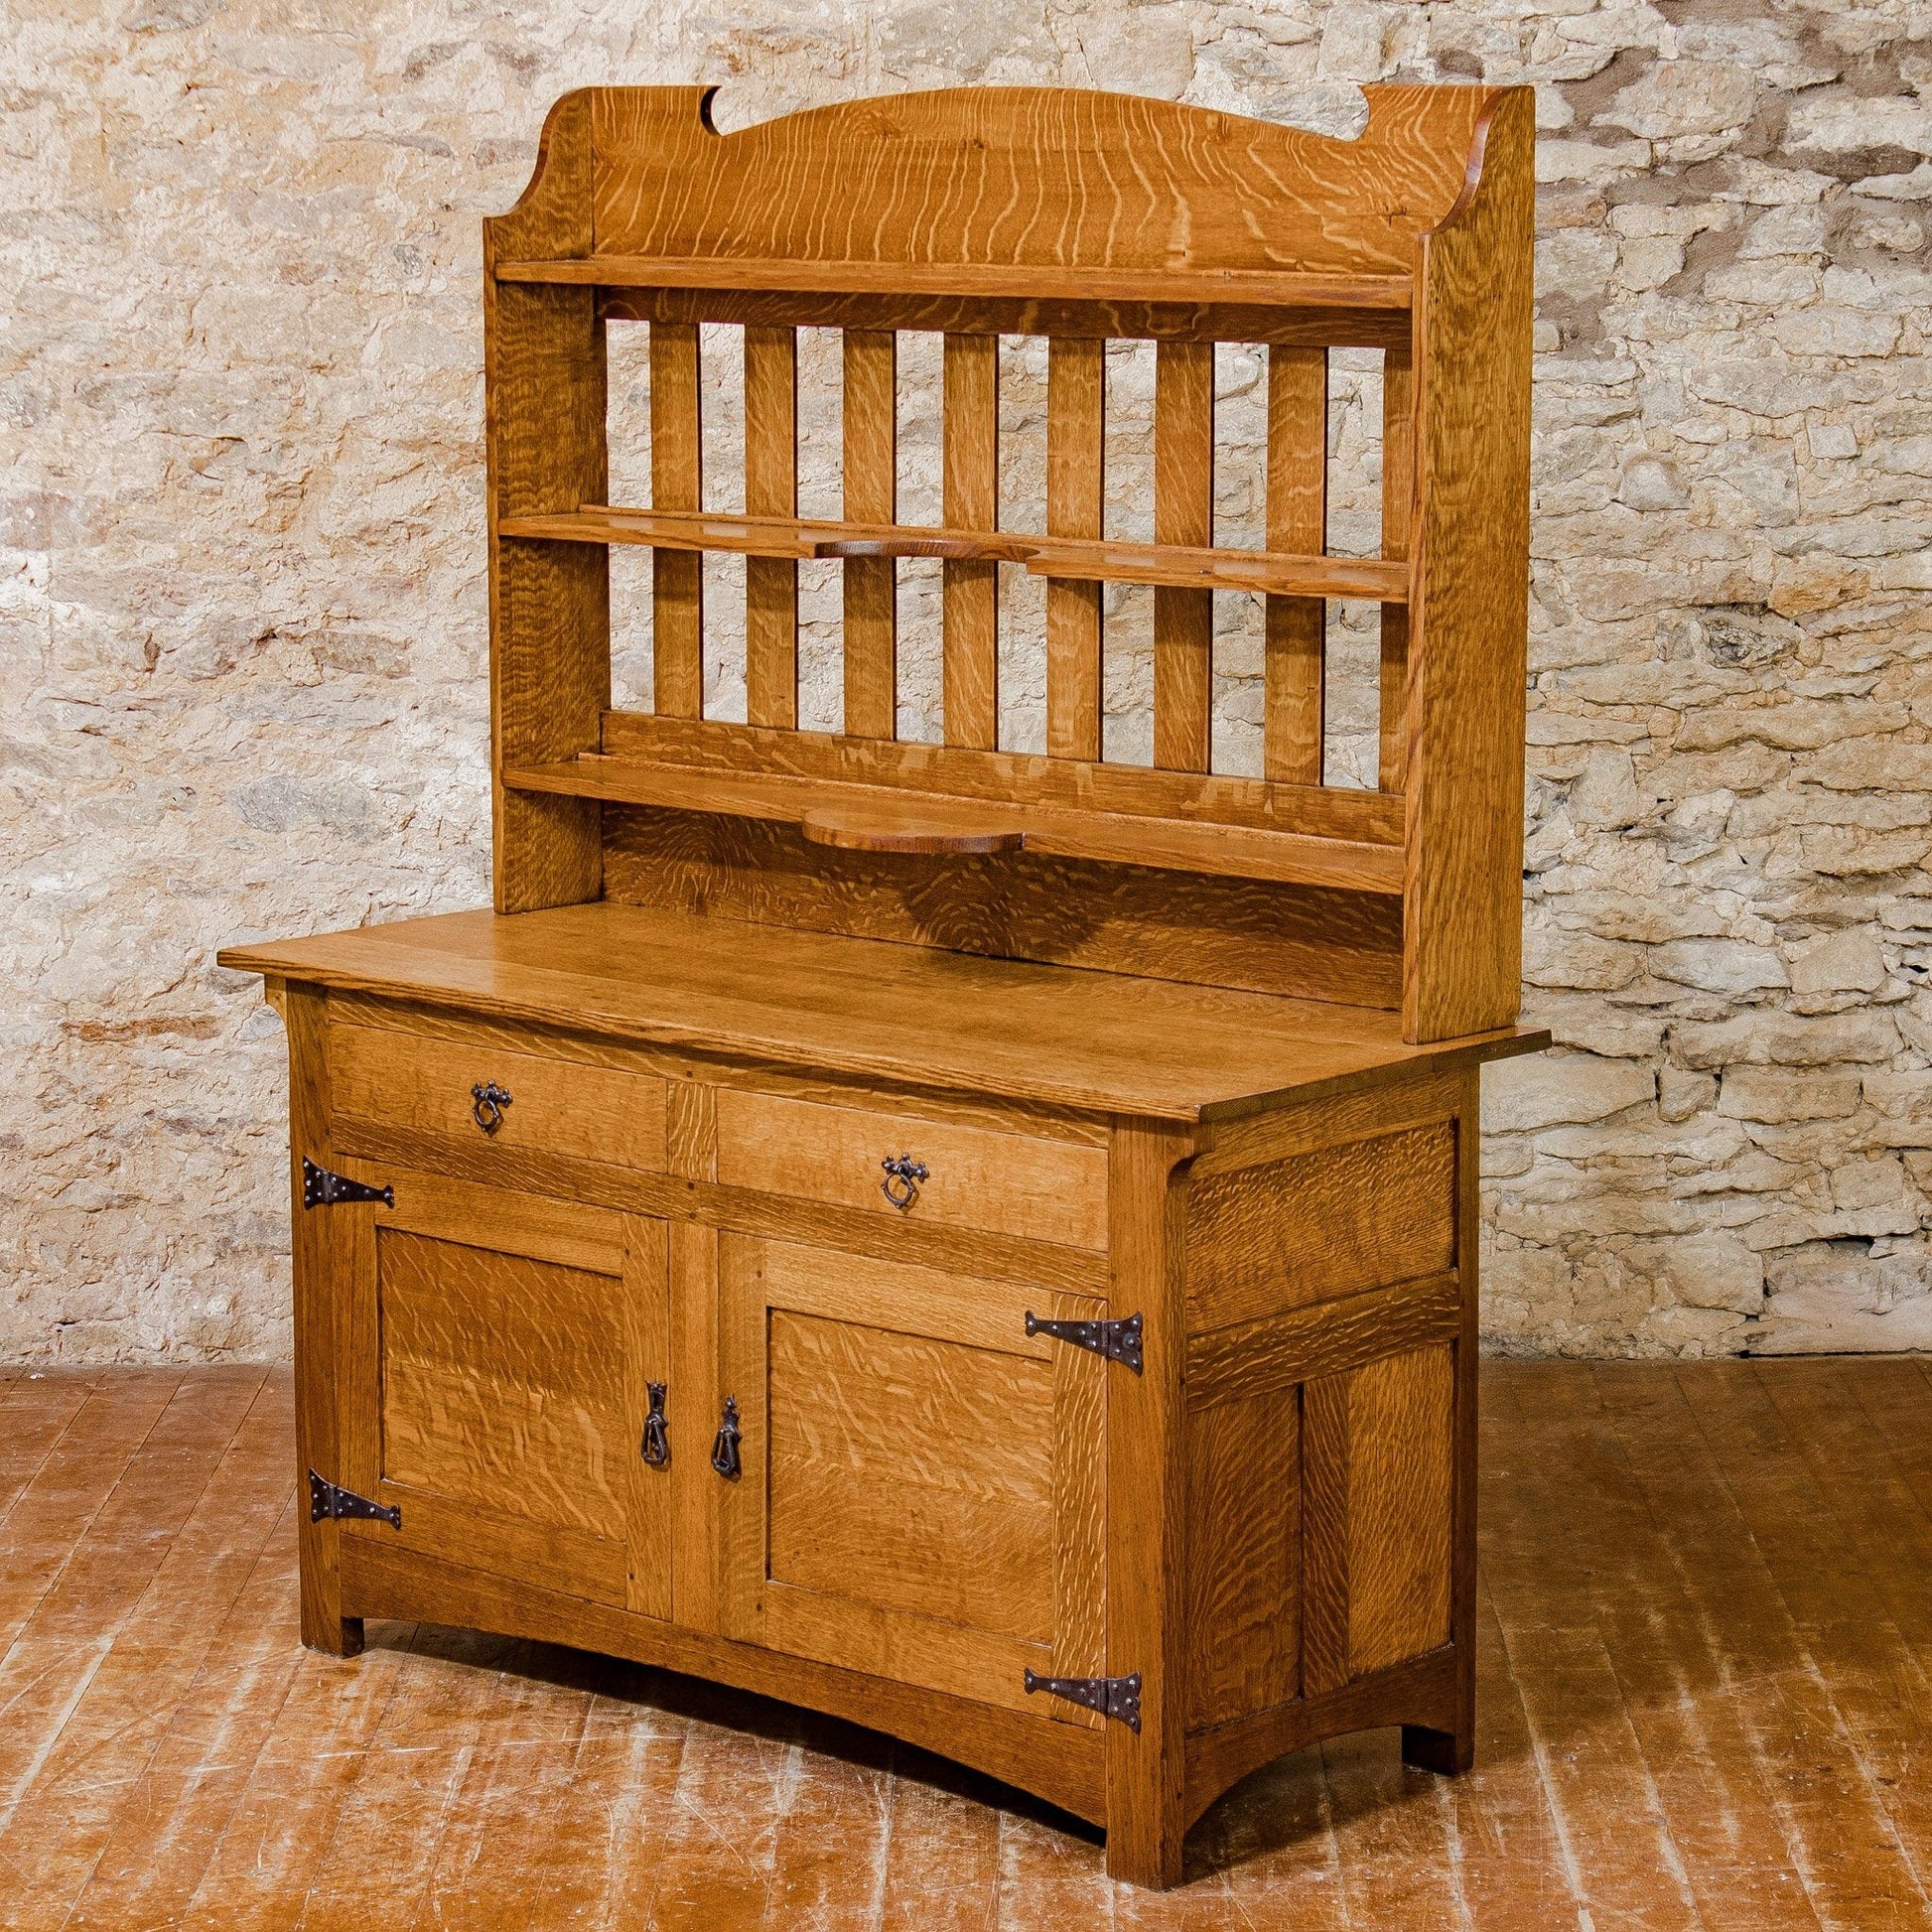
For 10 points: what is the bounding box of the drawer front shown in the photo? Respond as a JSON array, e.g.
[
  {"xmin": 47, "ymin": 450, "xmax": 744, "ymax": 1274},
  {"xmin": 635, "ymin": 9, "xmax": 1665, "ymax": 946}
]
[
  {"xmin": 330, "ymin": 1024, "xmax": 668, "ymax": 1172},
  {"xmin": 714, "ymin": 1089, "xmax": 1109, "ymax": 1252}
]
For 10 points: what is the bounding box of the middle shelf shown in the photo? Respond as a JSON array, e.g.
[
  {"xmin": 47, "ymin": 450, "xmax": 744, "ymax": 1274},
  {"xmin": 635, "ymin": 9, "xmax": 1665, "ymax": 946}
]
[{"xmin": 496, "ymin": 506, "xmax": 1409, "ymax": 606}]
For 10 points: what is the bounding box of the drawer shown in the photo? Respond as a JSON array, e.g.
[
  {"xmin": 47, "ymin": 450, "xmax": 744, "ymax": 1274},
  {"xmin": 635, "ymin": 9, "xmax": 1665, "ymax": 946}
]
[
  {"xmin": 329, "ymin": 1024, "xmax": 668, "ymax": 1172},
  {"xmin": 714, "ymin": 1089, "xmax": 1109, "ymax": 1252}
]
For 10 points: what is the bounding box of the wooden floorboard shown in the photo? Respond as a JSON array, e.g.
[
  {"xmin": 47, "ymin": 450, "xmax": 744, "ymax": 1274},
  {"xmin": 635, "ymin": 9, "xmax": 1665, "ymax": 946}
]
[{"xmin": 3, "ymin": 1361, "xmax": 1931, "ymax": 1926}]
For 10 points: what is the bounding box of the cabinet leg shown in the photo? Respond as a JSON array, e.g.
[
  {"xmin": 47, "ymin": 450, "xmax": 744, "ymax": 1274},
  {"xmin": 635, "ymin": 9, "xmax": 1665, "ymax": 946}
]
[
  {"xmin": 1103, "ymin": 1777, "xmax": 1185, "ymax": 1890},
  {"xmin": 1401, "ymin": 1722, "xmax": 1472, "ymax": 1775},
  {"xmin": 303, "ymin": 1609, "xmax": 365, "ymax": 1659}
]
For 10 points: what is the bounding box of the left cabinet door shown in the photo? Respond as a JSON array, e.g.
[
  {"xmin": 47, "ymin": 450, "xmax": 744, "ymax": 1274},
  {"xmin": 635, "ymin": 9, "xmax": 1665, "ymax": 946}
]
[{"xmin": 324, "ymin": 1160, "xmax": 674, "ymax": 1618}]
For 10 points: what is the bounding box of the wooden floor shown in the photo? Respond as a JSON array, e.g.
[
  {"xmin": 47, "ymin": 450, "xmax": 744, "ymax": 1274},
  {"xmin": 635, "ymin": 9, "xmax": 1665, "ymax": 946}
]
[{"xmin": 3, "ymin": 1362, "xmax": 1930, "ymax": 1929}]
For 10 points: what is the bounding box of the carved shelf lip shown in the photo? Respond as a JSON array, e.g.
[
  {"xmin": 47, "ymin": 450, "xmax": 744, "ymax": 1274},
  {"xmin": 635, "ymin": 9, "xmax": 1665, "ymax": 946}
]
[
  {"xmin": 496, "ymin": 507, "xmax": 1408, "ymax": 606},
  {"xmin": 493, "ymin": 253, "xmax": 1415, "ymax": 313},
  {"xmin": 500, "ymin": 754, "xmax": 1407, "ymax": 896}
]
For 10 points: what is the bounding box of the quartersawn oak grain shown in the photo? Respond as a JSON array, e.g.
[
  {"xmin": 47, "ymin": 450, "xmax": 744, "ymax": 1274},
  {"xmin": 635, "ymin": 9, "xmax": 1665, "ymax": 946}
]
[{"xmin": 218, "ymin": 79, "xmax": 1541, "ymax": 1895}]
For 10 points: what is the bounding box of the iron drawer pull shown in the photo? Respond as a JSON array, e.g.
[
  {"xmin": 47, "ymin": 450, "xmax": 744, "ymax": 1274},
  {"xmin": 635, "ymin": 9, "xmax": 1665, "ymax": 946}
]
[
  {"xmin": 471, "ymin": 1080, "xmax": 512, "ymax": 1135},
  {"xmin": 711, "ymin": 1395, "xmax": 742, "ymax": 1480},
  {"xmin": 640, "ymin": 1382, "xmax": 670, "ymax": 1466},
  {"xmin": 880, "ymin": 1154, "xmax": 928, "ymax": 1211}
]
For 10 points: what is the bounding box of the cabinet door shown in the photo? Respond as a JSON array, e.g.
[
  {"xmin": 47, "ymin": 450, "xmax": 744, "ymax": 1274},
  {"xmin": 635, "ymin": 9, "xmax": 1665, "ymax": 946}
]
[
  {"xmin": 332, "ymin": 1161, "xmax": 673, "ymax": 1617},
  {"xmin": 717, "ymin": 1236, "xmax": 1107, "ymax": 1725}
]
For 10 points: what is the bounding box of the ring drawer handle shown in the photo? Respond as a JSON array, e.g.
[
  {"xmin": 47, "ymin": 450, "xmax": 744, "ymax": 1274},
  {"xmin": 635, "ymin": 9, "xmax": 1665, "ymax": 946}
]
[
  {"xmin": 880, "ymin": 1154, "xmax": 928, "ymax": 1212},
  {"xmin": 471, "ymin": 1080, "xmax": 512, "ymax": 1135},
  {"xmin": 710, "ymin": 1395, "xmax": 742, "ymax": 1480},
  {"xmin": 640, "ymin": 1382, "xmax": 669, "ymax": 1467}
]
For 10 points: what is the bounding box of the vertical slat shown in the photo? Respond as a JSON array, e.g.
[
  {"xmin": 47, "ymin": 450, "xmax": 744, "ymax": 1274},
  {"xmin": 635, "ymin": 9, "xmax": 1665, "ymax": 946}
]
[
  {"xmin": 649, "ymin": 321, "xmax": 704, "ymax": 720},
  {"xmin": 1265, "ymin": 345, "xmax": 1328, "ymax": 785},
  {"xmin": 1046, "ymin": 337, "xmax": 1104, "ymax": 761},
  {"xmin": 843, "ymin": 329, "xmax": 898, "ymax": 739},
  {"xmin": 1153, "ymin": 341, "xmax": 1213, "ymax": 773},
  {"xmin": 1379, "ymin": 343, "xmax": 1415, "ymax": 793},
  {"xmin": 744, "ymin": 326, "xmax": 799, "ymax": 729},
  {"xmin": 942, "ymin": 332, "xmax": 999, "ymax": 751}
]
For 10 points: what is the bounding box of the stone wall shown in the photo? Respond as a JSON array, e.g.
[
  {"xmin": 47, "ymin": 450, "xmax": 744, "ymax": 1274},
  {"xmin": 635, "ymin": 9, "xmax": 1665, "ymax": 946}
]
[{"xmin": 4, "ymin": 0, "xmax": 1928, "ymax": 1362}]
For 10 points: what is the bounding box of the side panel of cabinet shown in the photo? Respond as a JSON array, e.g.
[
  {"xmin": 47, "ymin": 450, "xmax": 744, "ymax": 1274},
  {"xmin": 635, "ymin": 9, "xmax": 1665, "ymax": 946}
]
[
  {"xmin": 332, "ymin": 1161, "xmax": 671, "ymax": 1614},
  {"xmin": 717, "ymin": 1236, "xmax": 1106, "ymax": 1725}
]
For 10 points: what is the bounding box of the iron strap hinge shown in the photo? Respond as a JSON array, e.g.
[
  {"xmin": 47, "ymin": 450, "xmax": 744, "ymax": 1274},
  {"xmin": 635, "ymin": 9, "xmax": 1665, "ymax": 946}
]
[
  {"xmin": 1023, "ymin": 1669, "xmax": 1142, "ymax": 1731},
  {"xmin": 1024, "ymin": 1310, "xmax": 1144, "ymax": 1374},
  {"xmin": 308, "ymin": 1469, "xmax": 401, "ymax": 1530},
  {"xmin": 301, "ymin": 1158, "xmax": 393, "ymax": 1210}
]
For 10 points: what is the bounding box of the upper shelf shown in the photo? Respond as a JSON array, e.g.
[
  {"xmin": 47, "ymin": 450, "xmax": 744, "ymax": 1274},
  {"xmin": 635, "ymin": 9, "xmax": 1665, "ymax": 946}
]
[
  {"xmin": 493, "ymin": 254, "xmax": 1414, "ymax": 314},
  {"xmin": 497, "ymin": 507, "xmax": 1410, "ymax": 605}
]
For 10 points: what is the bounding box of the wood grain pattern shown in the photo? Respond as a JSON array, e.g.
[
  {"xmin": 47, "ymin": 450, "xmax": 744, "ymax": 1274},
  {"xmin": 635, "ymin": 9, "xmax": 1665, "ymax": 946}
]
[
  {"xmin": 282, "ymin": 985, "xmax": 358, "ymax": 1655},
  {"xmin": 375, "ymin": 1162, "xmax": 625, "ymax": 1276},
  {"xmin": 528, "ymin": 753, "xmax": 1406, "ymax": 895},
  {"xmin": 1185, "ymin": 1122, "xmax": 1457, "ymax": 1331},
  {"xmin": 600, "ymin": 707, "xmax": 1406, "ymax": 846},
  {"xmin": 1186, "ymin": 1269, "xmax": 1460, "ymax": 1411},
  {"xmin": 1103, "ymin": 1121, "xmax": 1193, "ymax": 1889},
  {"xmin": 942, "ymin": 333, "xmax": 999, "ymax": 751},
  {"xmin": 605, "ymin": 811, "xmax": 1404, "ymax": 1007},
  {"xmin": 1265, "ymin": 345, "xmax": 1327, "ymax": 785},
  {"xmin": 329, "ymin": 1021, "xmax": 667, "ymax": 1172},
  {"xmin": 373, "ymin": 1229, "xmax": 628, "ymax": 1558},
  {"xmin": 1348, "ymin": 1345, "xmax": 1453, "ymax": 1677},
  {"xmin": 1300, "ymin": 1371, "xmax": 1351, "ymax": 1698},
  {"xmin": 509, "ymin": 504, "xmax": 1408, "ymax": 601},
  {"xmin": 667, "ymin": 1080, "xmax": 723, "ymax": 1636},
  {"xmin": 1050, "ymin": 1286, "xmax": 1108, "ymax": 1721},
  {"xmin": 1184, "ymin": 1384, "xmax": 1300, "ymax": 1728},
  {"xmin": 1153, "ymin": 341, "xmax": 1213, "ymax": 774},
  {"xmin": 744, "ymin": 325, "xmax": 799, "ymax": 728},
  {"xmin": 1377, "ymin": 343, "xmax": 1413, "ymax": 795},
  {"xmin": 1403, "ymin": 87, "xmax": 1534, "ymax": 1040},
  {"xmin": 714, "ymin": 1086, "xmax": 1109, "ymax": 1251},
  {"xmin": 1189, "ymin": 1063, "xmax": 1459, "ymax": 1178},
  {"xmin": 221, "ymin": 901, "xmax": 1535, "ymax": 1123},
  {"xmin": 483, "ymin": 89, "xmax": 606, "ymax": 914},
  {"xmin": 842, "ymin": 328, "xmax": 898, "ymax": 739},
  {"xmin": 342, "ymin": 1533, "xmax": 1109, "ymax": 1822},
  {"xmin": 622, "ymin": 1212, "xmax": 673, "ymax": 1620},
  {"xmin": 648, "ymin": 319, "xmax": 705, "ymax": 718},
  {"xmin": 335, "ymin": 1116, "xmax": 1112, "ymax": 1300},
  {"xmin": 586, "ymin": 84, "xmax": 1493, "ymax": 279},
  {"xmin": 1045, "ymin": 337, "xmax": 1103, "ymax": 761},
  {"xmin": 766, "ymin": 1311, "xmax": 1055, "ymax": 1640}
]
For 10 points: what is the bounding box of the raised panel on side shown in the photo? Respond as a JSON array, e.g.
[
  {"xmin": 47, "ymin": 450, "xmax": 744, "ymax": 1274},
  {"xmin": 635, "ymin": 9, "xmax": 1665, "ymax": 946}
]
[
  {"xmin": 1183, "ymin": 1383, "xmax": 1301, "ymax": 1730},
  {"xmin": 1184, "ymin": 1122, "xmax": 1455, "ymax": 1332},
  {"xmin": 1345, "ymin": 1342, "xmax": 1453, "ymax": 1674}
]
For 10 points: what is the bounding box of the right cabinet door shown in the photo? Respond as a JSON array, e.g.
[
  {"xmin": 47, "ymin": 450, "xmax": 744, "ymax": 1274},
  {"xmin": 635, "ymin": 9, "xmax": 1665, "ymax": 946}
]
[{"xmin": 716, "ymin": 1235, "xmax": 1108, "ymax": 1728}]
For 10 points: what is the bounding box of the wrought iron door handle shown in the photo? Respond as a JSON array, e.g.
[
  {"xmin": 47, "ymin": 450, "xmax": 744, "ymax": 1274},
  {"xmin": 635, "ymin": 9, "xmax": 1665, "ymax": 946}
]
[
  {"xmin": 471, "ymin": 1080, "xmax": 512, "ymax": 1135},
  {"xmin": 711, "ymin": 1395, "xmax": 742, "ymax": 1479},
  {"xmin": 640, "ymin": 1382, "xmax": 670, "ymax": 1466},
  {"xmin": 880, "ymin": 1154, "xmax": 928, "ymax": 1211}
]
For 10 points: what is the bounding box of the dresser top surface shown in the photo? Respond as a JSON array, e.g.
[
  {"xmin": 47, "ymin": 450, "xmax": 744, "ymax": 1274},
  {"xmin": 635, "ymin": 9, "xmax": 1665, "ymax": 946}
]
[{"xmin": 219, "ymin": 903, "xmax": 1544, "ymax": 1122}]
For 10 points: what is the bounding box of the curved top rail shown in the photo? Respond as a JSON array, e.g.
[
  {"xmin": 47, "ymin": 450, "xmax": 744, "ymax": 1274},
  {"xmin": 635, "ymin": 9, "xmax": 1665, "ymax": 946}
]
[{"xmin": 492, "ymin": 83, "xmax": 1516, "ymax": 283}]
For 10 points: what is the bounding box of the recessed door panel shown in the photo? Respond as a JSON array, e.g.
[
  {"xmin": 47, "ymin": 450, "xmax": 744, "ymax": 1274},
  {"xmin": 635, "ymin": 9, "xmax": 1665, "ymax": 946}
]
[{"xmin": 719, "ymin": 1236, "xmax": 1106, "ymax": 1723}]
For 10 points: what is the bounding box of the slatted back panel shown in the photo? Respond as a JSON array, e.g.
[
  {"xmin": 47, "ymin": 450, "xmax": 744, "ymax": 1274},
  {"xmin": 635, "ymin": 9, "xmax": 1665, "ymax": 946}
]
[{"xmin": 484, "ymin": 84, "xmax": 1534, "ymax": 1038}]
